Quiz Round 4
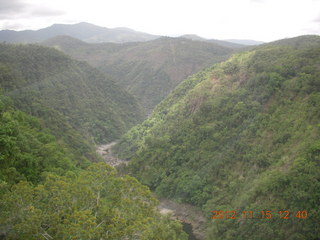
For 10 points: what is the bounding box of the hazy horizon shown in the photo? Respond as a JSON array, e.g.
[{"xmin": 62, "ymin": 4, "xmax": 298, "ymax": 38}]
[{"xmin": 0, "ymin": 0, "xmax": 319, "ymax": 42}]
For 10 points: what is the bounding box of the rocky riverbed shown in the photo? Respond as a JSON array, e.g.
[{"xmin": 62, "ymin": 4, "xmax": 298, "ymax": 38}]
[
  {"xmin": 96, "ymin": 142, "xmax": 206, "ymax": 240},
  {"xmin": 96, "ymin": 142, "xmax": 128, "ymax": 167},
  {"xmin": 158, "ymin": 199, "xmax": 206, "ymax": 240}
]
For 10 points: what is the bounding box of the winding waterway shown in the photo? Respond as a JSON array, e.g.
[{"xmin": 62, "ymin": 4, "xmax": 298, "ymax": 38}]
[{"xmin": 96, "ymin": 142, "xmax": 205, "ymax": 240}]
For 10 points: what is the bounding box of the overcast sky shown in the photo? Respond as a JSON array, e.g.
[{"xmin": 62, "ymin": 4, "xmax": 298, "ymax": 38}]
[{"xmin": 0, "ymin": 0, "xmax": 319, "ymax": 42}]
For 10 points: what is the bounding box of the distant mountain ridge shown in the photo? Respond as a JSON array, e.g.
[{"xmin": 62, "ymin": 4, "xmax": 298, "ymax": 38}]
[
  {"xmin": 180, "ymin": 34, "xmax": 245, "ymax": 48},
  {"xmin": 0, "ymin": 22, "xmax": 264, "ymax": 45},
  {"xmin": 0, "ymin": 22, "xmax": 159, "ymax": 43},
  {"xmin": 180, "ymin": 34, "xmax": 264, "ymax": 47},
  {"xmin": 226, "ymin": 39, "xmax": 265, "ymax": 45}
]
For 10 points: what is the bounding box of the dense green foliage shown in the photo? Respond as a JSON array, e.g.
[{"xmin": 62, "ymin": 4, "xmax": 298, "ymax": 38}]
[
  {"xmin": 0, "ymin": 163, "xmax": 187, "ymax": 240},
  {"xmin": 0, "ymin": 106, "xmax": 187, "ymax": 238},
  {"xmin": 0, "ymin": 106, "xmax": 187, "ymax": 240},
  {"xmin": 114, "ymin": 35, "xmax": 320, "ymax": 239},
  {"xmin": 44, "ymin": 36, "xmax": 236, "ymax": 113},
  {"xmin": 0, "ymin": 43, "xmax": 189, "ymax": 239},
  {"xmin": 0, "ymin": 95, "xmax": 82, "ymax": 184},
  {"xmin": 0, "ymin": 43, "xmax": 143, "ymax": 144}
]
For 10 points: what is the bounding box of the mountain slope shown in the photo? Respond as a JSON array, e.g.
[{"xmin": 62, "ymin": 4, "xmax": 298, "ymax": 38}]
[
  {"xmin": 0, "ymin": 43, "xmax": 143, "ymax": 144},
  {"xmin": 0, "ymin": 22, "xmax": 159, "ymax": 43},
  {"xmin": 44, "ymin": 36, "xmax": 237, "ymax": 113},
  {"xmin": 0, "ymin": 94, "xmax": 188, "ymax": 240},
  {"xmin": 0, "ymin": 94, "xmax": 82, "ymax": 183},
  {"xmin": 113, "ymin": 35, "xmax": 320, "ymax": 239},
  {"xmin": 0, "ymin": 42, "xmax": 189, "ymax": 240}
]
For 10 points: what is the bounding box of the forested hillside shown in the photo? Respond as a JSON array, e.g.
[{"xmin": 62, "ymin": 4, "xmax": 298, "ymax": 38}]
[
  {"xmin": 0, "ymin": 94, "xmax": 188, "ymax": 239},
  {"xmin": 0, "ymin": 43, "xmax": 188, "ymax": 239},
  {"xmin": 44, "ymin": 36, "xmax": 237, "ymax": 113},
  {"xmin": 113, "ymin": 35, "xmax": 320, "ymax": 239},
  {"xmin": 0, "ymin": 94, "xmax": 83, "ymax": 184},
  {"xmin": 0, "ymin": 43, "xmax": 143, "ymax": 145}
]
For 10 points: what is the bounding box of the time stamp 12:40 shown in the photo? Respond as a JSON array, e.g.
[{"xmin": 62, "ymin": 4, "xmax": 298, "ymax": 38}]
[{"xmin": 211, "ymin": 210, "xmax": 308, "ymax": 220}]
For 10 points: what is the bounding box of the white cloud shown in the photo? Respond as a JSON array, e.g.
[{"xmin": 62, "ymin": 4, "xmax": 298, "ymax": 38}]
[
  {"xmin": 0, "ymin": 0, "xmax": 319, "ymax": 41},
  {"xmin": 0, "ymin": 0, "xmax": 27, "ymax": 18}
]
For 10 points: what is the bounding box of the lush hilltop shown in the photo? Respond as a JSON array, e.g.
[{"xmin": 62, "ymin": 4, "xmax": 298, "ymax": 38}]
[
  {"xmin": 0, "ymin": 43, "xmax": 143, "ymax": 144},
  {"xmin": 113, "ymin": 35, "xmax": 320, "ymax": 239},
  {"xmin": 44, "ymin": 36, "xmax": 237, "ymax": 113}
]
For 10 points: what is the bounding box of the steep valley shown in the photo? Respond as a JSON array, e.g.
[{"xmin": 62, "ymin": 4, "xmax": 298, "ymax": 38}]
[
  {"xmin": 0, "ymin": 34, "xmax": 319, "ymax": 240},
  {"xmin": 113, "ymin": 35, "xmax": 320, "ymax": 239},
  {"xmin": 0, "ymin": 43, "xmax": 188, "ymax": 239},
  {"xmin": 96, "ymin": 143, "xmax": 206, "ymax": 240},
  {"xmin": 43, "ymin": 36, "xmax": 238, "ymax": 114},
  {"xmin": 0, "ymin": 43, "xmax": 143, "ymax": 146}
]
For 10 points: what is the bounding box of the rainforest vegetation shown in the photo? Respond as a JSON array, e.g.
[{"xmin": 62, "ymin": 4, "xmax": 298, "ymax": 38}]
[
  {"xmin": 0, "ymin": 44, "xmax": 187, "ymax": 239},
  {"xmin": 0, "ymin": 34, "xmax": 319, "ymax": 239},
  {"xmin": 113, "ymin": 35, "xmax": 320, "ymax": 239},
  {"xmin": 0, "ymin": 43, "xmax": 143, "ymax": 145},
  {"xmin": 43, "ymin": 36, "xmax": 237, "ymax": 114}
]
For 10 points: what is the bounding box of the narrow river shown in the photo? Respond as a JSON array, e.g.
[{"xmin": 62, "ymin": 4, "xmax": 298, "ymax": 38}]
[
  {"xmin": 183, "ymin": 223, "xmax": 197, "ymax": 240},
  {"xmin": 158, "ymin": 199, "xmax": 206, "ymax": 240},
  {"xmin": 96, "ymin": 143, "xmax": 206, "ymax": 240}
]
